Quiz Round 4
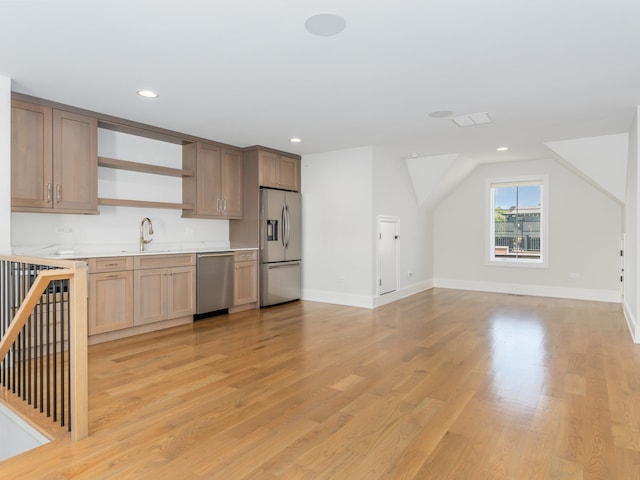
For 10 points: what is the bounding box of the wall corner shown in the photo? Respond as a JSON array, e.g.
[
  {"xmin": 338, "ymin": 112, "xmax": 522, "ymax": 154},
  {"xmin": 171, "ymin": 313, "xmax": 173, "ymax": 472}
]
[{"xmin": 0, "ymin": 76, "xmax": 10, "ymax": 254}]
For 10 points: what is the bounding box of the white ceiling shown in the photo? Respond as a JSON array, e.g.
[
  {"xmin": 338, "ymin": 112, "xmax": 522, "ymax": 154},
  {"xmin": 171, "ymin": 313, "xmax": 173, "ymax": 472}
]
[{"xmin": 1, "ymin": 0, "xmax": 639, "ymax": 164}]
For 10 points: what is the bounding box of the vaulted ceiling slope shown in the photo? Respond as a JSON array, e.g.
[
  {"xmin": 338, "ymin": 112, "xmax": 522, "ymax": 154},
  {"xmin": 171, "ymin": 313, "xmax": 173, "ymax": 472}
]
[
  {"xmin": 407, "ymin": 132, "xmax": 629, "ymax": 209},
  {"xmin": 1, "ymin": 1, "xmax": 639, "ymax": 166},
  {"xmin": 546, "ymin": 134, "xmax": 629, "ymax": 203}
]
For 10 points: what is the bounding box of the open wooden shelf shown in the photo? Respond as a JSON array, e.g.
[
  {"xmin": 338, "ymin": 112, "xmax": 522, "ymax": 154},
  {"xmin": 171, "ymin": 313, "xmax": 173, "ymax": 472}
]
[
  {"xmin": 98, "ymin": 157, "xmax": 193, "ymax": 177},
  {"xmin": 97, "ymin": 157, "xmax": 192, "ymax": 211},
  {"xmin": 98, "ymin": 198, "xmax": 193, "ymax": 210}
]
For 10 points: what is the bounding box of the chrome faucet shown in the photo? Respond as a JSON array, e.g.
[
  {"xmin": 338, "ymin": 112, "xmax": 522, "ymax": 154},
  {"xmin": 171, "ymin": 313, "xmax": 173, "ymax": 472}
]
[{"xmin": 139, "ymin": 217, "xmax": 154, "ymax": 251}]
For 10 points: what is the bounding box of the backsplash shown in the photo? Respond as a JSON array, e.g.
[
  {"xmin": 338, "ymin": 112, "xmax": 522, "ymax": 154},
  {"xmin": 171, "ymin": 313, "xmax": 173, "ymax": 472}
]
[{"xmin": 11, "ymin": 207, "xmax": 229, "ymax": 252}]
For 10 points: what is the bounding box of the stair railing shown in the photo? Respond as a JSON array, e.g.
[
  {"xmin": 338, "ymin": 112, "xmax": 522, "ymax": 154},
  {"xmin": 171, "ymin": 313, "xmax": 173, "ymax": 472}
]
[{"xmin": 0, "ymin": 255, "xmax": 88, "ymax": 441}]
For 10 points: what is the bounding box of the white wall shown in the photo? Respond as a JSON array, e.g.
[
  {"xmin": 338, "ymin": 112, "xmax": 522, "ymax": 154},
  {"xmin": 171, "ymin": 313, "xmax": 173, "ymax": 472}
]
[
  {"xmin": 0, "ymin": 76, "xmax": 11, "ymax": 254},
  {"xmin": 301, "ymin": 146, "xmax": 433, "ymax": 308},
  {"xmin": 434, "ymin": 158, "xmax": 622, "ymax": 302},
  {"xmin": 624, "ymin": 108, "xmax": 639, "ymax": 342},
  {"xmin": 372, "ymin": 147, "xmax": 433, "ymax": 305},
  {"xmin": 12, "ymin": 129, "xmax": 229, "ymax": 254},
  {"xmin": 301, "ymin": 147, "xmax": 374, "ymax": 307}
]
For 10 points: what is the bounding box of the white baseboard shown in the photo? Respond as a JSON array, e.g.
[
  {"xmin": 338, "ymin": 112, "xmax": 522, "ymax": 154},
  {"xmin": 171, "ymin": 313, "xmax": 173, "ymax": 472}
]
[
  {"xmin": 623, "ymin": 301, "xmax": 640, "ymax": 344},
  {"xmin": 302, "ymin": 289, "xmax": 375, "ymax": 309},
  {"xmin": 433, "ymin": 278, "xmax": 622, "ymax": 304},
  {"xmin": 302, "ymin": 279, "xmax": 434, "ymax": 310},
  {"xmin": 374, "ymin": 279, "xmax": 433, "ymax": 307}
]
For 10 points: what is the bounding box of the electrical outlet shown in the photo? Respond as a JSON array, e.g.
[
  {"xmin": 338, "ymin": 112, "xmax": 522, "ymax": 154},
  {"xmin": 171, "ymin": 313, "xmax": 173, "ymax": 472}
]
[
  {"xmin": 570, "ymin": 273, "xmax": 581, "ymax": 279},
  {"xmin": 55, "ymin": 227, "xmax": 72, "ymax": 234}
]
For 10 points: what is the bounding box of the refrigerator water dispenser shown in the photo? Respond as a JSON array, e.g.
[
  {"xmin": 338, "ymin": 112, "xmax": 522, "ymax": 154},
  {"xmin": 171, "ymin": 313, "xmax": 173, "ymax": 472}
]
[{"xmin": 266, "ymin": 220, "xmax": 278, "ymax": 241}]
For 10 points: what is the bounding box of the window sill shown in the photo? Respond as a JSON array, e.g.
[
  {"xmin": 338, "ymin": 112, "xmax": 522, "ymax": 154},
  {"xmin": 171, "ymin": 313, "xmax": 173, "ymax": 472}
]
[{"xmin": 486, "ymin": 258, "xmax": 548, "ymax": 268}]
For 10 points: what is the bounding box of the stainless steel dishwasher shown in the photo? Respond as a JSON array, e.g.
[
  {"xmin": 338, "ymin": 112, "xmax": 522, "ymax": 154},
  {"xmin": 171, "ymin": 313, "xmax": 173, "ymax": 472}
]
[{"xmin": 195, "ymin": 252, "xmax": 234, "ymax": 318}]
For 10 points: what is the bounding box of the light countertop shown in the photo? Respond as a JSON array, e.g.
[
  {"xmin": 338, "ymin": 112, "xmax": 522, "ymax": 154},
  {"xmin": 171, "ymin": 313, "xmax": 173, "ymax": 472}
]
[{"xmin": 12, "ymin": 242, "xmax": 257, "ymax": 260}]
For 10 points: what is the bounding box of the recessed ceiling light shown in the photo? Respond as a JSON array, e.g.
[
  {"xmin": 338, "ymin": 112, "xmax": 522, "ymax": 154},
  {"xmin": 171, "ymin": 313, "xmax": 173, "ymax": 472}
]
[
  {"xmin": 289, "ymin": 137, "xmax": 302, "ymax": 143},
  {"xmin": 137, "ymin": 89, "xmax": 159, "ymax": 98},
  {"xmin": 497, "ymin": 146, "xmax": 509, "ymax": 151},
  {"xmin": 451, "ymin": 112, "xmax": 492, "ymax": 127},
  {"xmin": 428, "ymin": 110, "xmax": 454, "ymax": 118},
  {"xmin": 305, "ymin": 13, "xmax": 346, "ymax": 36}
]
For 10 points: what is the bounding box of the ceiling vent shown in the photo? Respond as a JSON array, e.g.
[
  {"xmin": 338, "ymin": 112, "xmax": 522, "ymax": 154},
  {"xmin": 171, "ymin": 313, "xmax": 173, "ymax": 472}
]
[{"xmin": 451, "ymin": 112, "xmax": 492, "ymax": 127}]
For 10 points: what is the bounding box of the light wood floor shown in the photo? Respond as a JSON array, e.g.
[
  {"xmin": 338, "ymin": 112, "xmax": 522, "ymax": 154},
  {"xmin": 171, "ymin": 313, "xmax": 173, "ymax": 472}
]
[{"xmin": 1, "ymin": 288, "xmax": 640, "ymax": 479}]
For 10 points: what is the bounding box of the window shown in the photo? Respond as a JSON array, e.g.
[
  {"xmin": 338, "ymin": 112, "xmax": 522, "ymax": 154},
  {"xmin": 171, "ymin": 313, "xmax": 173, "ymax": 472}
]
[{"xmin": 487, "ymin": 176, "xmax": 548, "ymax": 267}]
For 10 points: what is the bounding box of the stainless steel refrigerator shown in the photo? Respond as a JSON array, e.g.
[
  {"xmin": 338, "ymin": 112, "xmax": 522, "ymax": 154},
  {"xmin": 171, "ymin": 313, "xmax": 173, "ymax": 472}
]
[{"xmin": 260, "ymin": 188, "xmax": 302, "ymax": 306}]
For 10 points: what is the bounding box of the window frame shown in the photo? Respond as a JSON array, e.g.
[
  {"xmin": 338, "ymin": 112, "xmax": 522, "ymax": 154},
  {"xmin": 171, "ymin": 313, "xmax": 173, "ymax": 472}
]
[{"xmin": 486, "ymin": 175, "xmax": 549, "ymax": 268}]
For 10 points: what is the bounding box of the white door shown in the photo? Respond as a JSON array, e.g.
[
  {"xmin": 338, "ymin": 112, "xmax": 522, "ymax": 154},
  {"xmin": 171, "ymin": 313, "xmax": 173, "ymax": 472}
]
[{"xmin": 378, "ymin": 217, "xmax": 399, "ymax": 295}]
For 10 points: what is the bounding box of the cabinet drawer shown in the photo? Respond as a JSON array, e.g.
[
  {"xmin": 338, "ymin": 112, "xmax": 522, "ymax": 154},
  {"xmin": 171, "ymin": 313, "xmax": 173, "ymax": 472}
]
[
  {"xmin": 87, "ymin": 256, "xmax": 133, "ymax": 273},
  {"xmin": 134, "ymin": 253, "xmax": 196, "ymax": 270},
  {"xmin": 234, "ymin": 250, "xmax": 257, "ymax": 261}
]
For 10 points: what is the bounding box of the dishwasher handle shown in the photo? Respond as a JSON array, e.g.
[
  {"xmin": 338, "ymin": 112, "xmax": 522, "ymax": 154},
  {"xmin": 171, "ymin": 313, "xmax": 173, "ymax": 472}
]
[{"xmin": 198, "ymin": 252, "xmax": 234, "ymax": 258}]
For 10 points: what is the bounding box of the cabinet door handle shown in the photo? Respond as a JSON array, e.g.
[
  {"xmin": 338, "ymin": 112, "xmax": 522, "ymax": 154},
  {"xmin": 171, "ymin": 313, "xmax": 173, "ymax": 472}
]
[
  {"xmin": 55, "ymin": 184, "xmax": 61, "ymax": 203},
  {"xmin": 46, "ymin": 183, "xmax": 52, "ymax": 203},
  {"xmin": 105, "ymin": 274, "xmax": 119, "ymax": 279}
]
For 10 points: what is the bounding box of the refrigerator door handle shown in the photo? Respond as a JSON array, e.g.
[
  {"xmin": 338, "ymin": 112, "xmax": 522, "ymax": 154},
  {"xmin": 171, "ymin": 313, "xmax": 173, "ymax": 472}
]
[
  {"xmin": 285, "ymin": 205, "xmax": 290, "ymax": 249},
  {"xmin": 281, "ymin": 205, "xmax": 286, "ymax": 248},
  {"xmin": 288, "ymin": 205, "xmax": 292, "ymax": 248}
]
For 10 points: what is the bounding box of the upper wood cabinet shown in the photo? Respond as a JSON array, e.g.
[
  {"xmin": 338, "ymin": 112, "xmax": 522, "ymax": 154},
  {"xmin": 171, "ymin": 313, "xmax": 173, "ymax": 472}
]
[
  {"xmin": 182, "ymin": 142, "xmax": 243, "ymax": 219},
  {"xmin": 11, "ymin": 101, "xmax": 51, "ymax": 209},
  {"xmin": 221, "ymin": 148, "xmax": 243, "ymax": 217},
  {"xmin": 258, "ymin": 150, "xmax": 300, "ymax": 192},
  {"xmin": 11, "ymin": 99, "xmax": 98, "ymax": 214}
]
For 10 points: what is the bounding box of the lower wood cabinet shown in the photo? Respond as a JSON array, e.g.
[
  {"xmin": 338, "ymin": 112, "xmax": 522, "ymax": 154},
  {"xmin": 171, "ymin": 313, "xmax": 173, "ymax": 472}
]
[
  {"xmin": 233, "ymin": 250, "xmax": 258, "ymax": 306},
  {"xmin": 133, "ymin": 254, "xmax": 196, "ymax": 326},
  {"xmin": 87, "ymin": 251, "xmax": 257, "ymax": 341},
  {"xmin": 87, "ymin": 257, "xmax": 134, "ymax": 335}
]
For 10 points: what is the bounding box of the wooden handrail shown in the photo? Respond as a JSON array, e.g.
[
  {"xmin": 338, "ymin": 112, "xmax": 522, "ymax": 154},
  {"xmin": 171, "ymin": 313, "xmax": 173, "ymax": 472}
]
[
  {"xmin": 0, "ymin": 269, "xmax": 73, "ymax": 360},
  {"xmin": 0, "ymin": 257, "xmax": 89, "ymax": 440}
]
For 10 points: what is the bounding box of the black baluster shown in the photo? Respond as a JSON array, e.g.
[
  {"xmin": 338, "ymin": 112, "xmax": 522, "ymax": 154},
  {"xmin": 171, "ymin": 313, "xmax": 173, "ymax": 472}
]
[
  {"xmin": 67, "ymin": 280, "xmax": 72, "ymax": 432},
  {"xmin": 59, "ymin": 279, "xmax": 65, "ymax": 428},
  {"xmin": 27, "ymin": 265, "xmax": 33, "ymax": 406},
  {"xmin": 52, "ymin": 278, "xmax": 57, "ymax": 423},
  {"xmin": 46, "ymin": 279, "xmax": 51, "ymax": 419},
  {"xmin": 39, "ymin": 279, "xmax": 44, "ymax": 412}
]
